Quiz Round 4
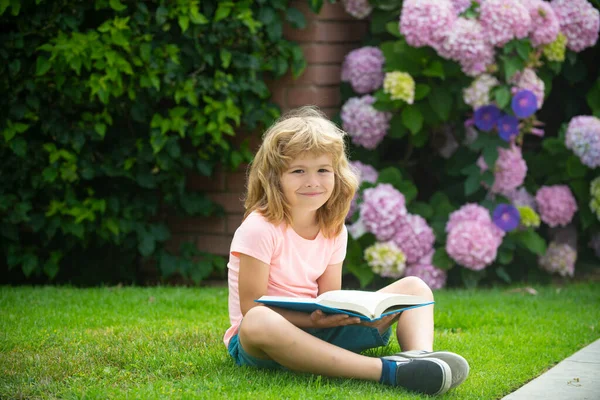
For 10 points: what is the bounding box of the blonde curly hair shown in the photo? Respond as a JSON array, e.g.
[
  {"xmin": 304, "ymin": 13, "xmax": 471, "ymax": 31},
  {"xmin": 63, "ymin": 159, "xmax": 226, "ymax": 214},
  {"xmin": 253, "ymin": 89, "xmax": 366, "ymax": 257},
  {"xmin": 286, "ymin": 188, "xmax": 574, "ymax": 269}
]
[{"xmin": 244, "ymin": 106, "xmax": 359, "ymax": 238}]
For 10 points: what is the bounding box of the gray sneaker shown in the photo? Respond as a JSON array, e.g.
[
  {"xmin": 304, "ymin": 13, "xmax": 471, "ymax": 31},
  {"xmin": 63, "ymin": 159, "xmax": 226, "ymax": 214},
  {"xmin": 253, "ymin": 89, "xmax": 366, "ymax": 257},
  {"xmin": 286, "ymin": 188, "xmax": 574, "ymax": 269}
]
[
  {"xmin": 388, "ymin": 358, "xmax": 452, "ymax": 395},
  {"xmin": 384, "ymin": 350, "xmax": 469, "ymax": 389}
]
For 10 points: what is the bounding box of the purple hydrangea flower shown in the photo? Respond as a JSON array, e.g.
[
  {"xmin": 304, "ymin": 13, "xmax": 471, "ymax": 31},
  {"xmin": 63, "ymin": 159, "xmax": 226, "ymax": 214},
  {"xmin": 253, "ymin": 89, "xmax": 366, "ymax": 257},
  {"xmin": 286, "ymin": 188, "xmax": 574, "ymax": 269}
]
[
  {"xmin": 341, "ymin": 96, "xmax": 392, "ymax": 149},
  {"xmin": 360, "ymin": 183, "xmax": 407, "ymax": 241},
  {"xmin": 480, "ymin": 0, "xmax": 532, "ymax": 47},
  {"xmin": 511, "ymin": 90, "xmax": 538, "ymax": 118},
  {"xmin": 493, "ymin": 204, "xmax": 521, "ymax": 232},
  {"xmin": 400, "ymin": 0, "xmax": 457, "ymax": 51},
  {"xmin": 565, "ymin": 115, "xmax": 600, "ymax": 168},
  {"xmin": 341, "ymin": 47, "xmax": 385, "ymax": 94},
  {"xmin": 550, "ymin": 0, "xmax": 600, "ymax": 52},
  {"xmin": 474, "ymin": 105, "xmax": 501, "ymax": 132},
  {"xmin": 497, "ymin": 115, "xmax": 520, "ymax": 142}
]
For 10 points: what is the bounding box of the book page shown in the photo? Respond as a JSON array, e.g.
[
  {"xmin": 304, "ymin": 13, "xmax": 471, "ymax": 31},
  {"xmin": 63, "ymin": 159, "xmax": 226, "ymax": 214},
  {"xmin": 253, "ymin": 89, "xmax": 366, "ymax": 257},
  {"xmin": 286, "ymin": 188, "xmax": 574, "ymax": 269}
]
[{"xmin": 317, "ymin": 290, "xmax": 430, "ymax": 318}]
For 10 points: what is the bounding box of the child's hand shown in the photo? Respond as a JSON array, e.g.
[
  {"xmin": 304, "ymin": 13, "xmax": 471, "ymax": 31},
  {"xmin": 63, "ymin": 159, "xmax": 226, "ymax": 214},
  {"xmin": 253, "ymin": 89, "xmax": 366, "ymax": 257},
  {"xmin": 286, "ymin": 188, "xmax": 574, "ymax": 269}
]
[
  {"xmin": 358, "ymin": 313, "xmax": 400, "ymax": 334},
  {"xmin": 310, "ymin": 310, "xmax": 361, "ymax": 328}
]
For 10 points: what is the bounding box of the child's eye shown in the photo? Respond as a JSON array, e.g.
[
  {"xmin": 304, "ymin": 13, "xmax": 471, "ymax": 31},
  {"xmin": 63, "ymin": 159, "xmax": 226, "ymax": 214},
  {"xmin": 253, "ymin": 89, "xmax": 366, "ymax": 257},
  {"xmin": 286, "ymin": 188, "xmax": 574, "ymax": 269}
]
[
  {"xmin": 292, "ymin": 169, "xmax": 304, "ymax": 173},
  {"xmin": 319, "ymin": 169, "xmax": 330, "ymax": 173}
]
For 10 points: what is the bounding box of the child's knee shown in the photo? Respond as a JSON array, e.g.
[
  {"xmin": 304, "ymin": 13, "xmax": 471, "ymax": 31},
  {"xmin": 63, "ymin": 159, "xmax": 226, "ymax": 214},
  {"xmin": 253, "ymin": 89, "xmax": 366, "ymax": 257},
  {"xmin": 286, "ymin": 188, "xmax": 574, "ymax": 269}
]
[
  {"xmin": 402, "ymin": 276, "xmax": 434, "ymax": 300},
  {"xmin": 239, "ymin": 306, "xmax": 282, "ymax": 343}
]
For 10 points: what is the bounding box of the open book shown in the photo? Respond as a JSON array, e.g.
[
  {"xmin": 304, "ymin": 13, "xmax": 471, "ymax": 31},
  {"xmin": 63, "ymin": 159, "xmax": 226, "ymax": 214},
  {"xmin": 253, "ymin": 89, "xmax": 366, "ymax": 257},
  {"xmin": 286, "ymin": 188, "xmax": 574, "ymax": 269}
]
[{"xmin": 255, "ymin": 290, "xmax": 434, "ymax": 322}]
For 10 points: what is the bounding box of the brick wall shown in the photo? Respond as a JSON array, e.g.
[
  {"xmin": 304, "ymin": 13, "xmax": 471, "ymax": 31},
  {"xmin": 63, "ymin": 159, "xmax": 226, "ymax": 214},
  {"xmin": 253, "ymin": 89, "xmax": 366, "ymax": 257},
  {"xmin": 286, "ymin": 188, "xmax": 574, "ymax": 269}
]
[{"xmin": 166, "ymin": 2, "xmax": 367, "ymax": 260}]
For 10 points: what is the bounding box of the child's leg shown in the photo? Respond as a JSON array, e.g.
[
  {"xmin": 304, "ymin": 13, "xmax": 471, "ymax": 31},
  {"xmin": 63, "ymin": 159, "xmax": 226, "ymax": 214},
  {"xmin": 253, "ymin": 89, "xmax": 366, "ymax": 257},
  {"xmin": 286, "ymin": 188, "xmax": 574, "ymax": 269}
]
[
  {"xmin": 238, "ymin": 306, "xmax": 382, "ymax": 380},
  {"xmin": 377, "ymin": 276, "xmax": 435, "ymax": 351}
]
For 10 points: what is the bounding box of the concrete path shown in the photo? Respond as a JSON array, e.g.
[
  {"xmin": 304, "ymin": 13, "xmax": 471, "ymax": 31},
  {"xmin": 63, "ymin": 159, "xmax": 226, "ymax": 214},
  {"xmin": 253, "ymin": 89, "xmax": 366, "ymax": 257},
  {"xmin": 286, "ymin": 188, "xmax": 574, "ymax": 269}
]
[{"xmin": 502, "ymin": 339, "xmax": 600, "ymax": 400}]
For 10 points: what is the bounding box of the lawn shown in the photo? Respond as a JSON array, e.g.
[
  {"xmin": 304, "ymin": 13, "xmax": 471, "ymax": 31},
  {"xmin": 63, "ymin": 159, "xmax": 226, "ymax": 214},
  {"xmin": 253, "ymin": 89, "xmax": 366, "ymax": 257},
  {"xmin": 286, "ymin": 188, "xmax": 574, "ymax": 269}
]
[{"xmin": 1, "ymin": 282, "xmax": 599, "ymax": 399}]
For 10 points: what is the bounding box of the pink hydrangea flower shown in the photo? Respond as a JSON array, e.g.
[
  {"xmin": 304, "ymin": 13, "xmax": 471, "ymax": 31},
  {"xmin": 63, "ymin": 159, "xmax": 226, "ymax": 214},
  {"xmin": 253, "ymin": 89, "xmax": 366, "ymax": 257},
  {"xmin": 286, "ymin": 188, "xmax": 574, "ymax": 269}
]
[
  {"xmin": 360, "ymin": 183, "xmax": 407, "ymax": 241},
  {"xmin": 342, "ymin": 0, "xmax": 372, "ymax": 19},
  {"xmin": 439, "ymin": 18, "xmax": 496, "ymax": 77},
  {"xmin": 347, "ymin": 161, "xmax": 379, "ymax": 220},
  {"xmin": 341, "ymin": 47, "xmax": 385, "ymax": 94},
  {"xmin": 521, "ymin": 0, "xmax": 560, "ymax": 47},
  {"xmin": 538, "ymin": 241, "xmax": 576, "ymax": 277},
  {"xmin": 510, "ymin": 68, "xmax": 545, "ymax": 110},
  {"xmin": 551, "ymin": 0, "xmax": 600, "ymax": 52},
  {"xmin": 405, "ymin": 251, "xmax": 447, "ymax": 290},
  {"xmin": 449, "ymin": 0, "xmax": 473, "ymax": 14},
  {"xmin": 476, "ymin": 145, "xmax": 528, "ymax": 195},
  {"xmin": 341, "ymin": 96, "xmax": 392, "ymax": 149},
  {"xmin": 391, "ymin": 214, "xmax": 436, "ymax": 264},
  {"xmin": 480, "ymin": 0, "xmax": 532, "ymax": 47},
  {"xmin": 400, "ymin": 0, "xmax": 457, "ymax": 51},
  {"xmin": 565, "ymin": 115, "xmax": 600, "ymax": 168},
  {"xmin": 535, "ymin": 185, "xmax": 578, "ymax": 227},
  {"xmin": 446, "ymin": 220, "xmax": 501, "ymax": 270},
  {"xmin": 446, "ymin": 203, "xmax": 492, "ymax": 232}
]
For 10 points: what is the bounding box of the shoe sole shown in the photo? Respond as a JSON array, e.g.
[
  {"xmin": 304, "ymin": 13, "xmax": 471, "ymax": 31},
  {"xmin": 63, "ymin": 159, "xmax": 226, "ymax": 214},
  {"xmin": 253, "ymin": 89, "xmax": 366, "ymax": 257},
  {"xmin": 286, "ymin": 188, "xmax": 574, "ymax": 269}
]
[
  {"xmin": 392, "ymin": 358, "xmax": 452, "ymax": 396},
  {"xmin": 394, "ymin": 351, "xmax": 470, "ymax": 389}
]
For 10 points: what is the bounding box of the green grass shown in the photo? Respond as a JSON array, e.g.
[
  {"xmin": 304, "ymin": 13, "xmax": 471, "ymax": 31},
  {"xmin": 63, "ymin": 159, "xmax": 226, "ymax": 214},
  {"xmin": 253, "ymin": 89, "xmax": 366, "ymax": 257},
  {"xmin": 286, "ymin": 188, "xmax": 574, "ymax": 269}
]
[{"xmin": 1, "ymin": 283, "xmax": 599, "ymax": 399}]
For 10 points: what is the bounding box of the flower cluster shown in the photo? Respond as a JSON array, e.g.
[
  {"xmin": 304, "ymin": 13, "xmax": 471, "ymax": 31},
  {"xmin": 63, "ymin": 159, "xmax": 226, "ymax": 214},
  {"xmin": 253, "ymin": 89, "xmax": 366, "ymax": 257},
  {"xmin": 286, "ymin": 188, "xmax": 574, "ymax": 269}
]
[
  {"xmin": 523, "ymin": 0, "xmax": 560, "ymax": 47},
  {"xmin": 445, "ymin": 204, "xmax": 504, "ymax": 270},
  {"xmin": 449, "ymin": 0, "xmax": 472, "ymax": 14},
  {"xmin": 359, "ymin": 183, "xmax": 407, "ymax": 241},
  {"xmin": 565, "ymin": 115, "xmax": 600, "ymax": 169},
  {"xmin": 550, "ymin": 0, "xmax": 600, "ymax": 52},
  {"xmin": 590, "ymin": 176, "xmax": 600, "ymax": 221},
  {"xmin": 538, "ymin": 242, "xmax": 576, "ymax": 277},
  {"xmin": 477, "ymin": 145, "xmax": 528, "ymax": 195},
  {"xmin": 391, "ymin": 214, "xmax": 436, "ymax": 263},
  {"xmin": 463, "ymin": 74, "xmax": 499, "ymax": 110},
  {"xmin": 543, "ymin": 32, "xmax": 567, "ymax": 62},
  {"xmin": 400, "ymin": 0, "xmax": 456, "ymax": 51},
  {"xmin": 347, "ymin": 161, "xmax": 379, "ymax": 221},
  {"xmin": 518, "ymin": 206, "xmax": 541, "ymax": 228},
  {"xmin": 342, "ymin": 0, "xmax": 372, "ymax": 19},
  {"xmin": 479, "ymin": 0, "xmax": 531, "ymax": 47},
  {"xmin": 384, "ymin": 72, "xmax": 416, "ymax": 104},
  {"xmin": 341, "ymin": 47, "xmax": 385, "ymax": 94},
  {"xmin": 364, "ymin": 241, "xmax": 407, "ymax": 278},
  {"xmin": 535, "ymin": 185, "xmax": 578, "ymax": 227},
  {"xmin": 404, "ymin": 251, "xmax": 447, "ymax": 290},
  {"xmin": 341, "ymin": 96, "xmax": 392, "ymax": 149},
  {"xmin": 438, "ymin": 18, "xmax": 494, "ymax": 76},
  {"xmin": 510, "ymin": 69, "xmax": 545, "ymax": 110}
]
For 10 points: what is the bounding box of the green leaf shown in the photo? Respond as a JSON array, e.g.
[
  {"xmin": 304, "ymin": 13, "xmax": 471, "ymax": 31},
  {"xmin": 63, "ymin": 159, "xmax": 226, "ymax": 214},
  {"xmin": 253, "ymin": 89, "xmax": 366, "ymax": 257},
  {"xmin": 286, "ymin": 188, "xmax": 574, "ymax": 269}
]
[
  {"xmin": 497, "ymin": 248, "xmax": 514, "ymax": 265},
  {"xmin": 482, "ymin": 145, "xmax": 499, "ymax": 169},
  {"xmin": 428, "ymin": 87, "xmax": 452, "ymax": 121},
  {"xmin": 515, "ymin": 39, "xmax": 532, "ymax": 61},
  {"xmin": 502, "ymin": 56, "xmax": 524, "ymax": 81},
  {"xmin": 432, "ymin": 248, "xmax": 454, "ymax": 270},
  {"xmin": 138, "ymin": 232, "xmax": 155, "ymax": 257},
  {"xmin": 0, "ymin": 0, "xmax": 9, "ymax": 15},
  {"xmin": 220, "ymin": 49, "xmax": 232, "ymax": 68},
  {"xmin": 385, "ymin": 21, "xmax": 401, "ymax": 38},
  {"xmin": 464, "ymin": 172, "xmax": 481, "ymax": 196},
  {"xmin": 495, "ymin": 266, "xmax": 512, "ymax": 283},
  {"xmin": 494, "ymin": 86, "xmax": 511, "ymax": 109},
  {"xmin": 35, "ymin": 56, "xmax": 51, "ymax": 76},
  {"xmin": 308, "ymin": 0, "xmax": 324, "ymax": 13},
  {"xmin": 542, "ymin": 137, "xmax": 566, "ymax": 155},
  {"xmin": 586, "ymin": 78, "xmax": 600, "ymax": 117},
  {"xmin": 21, "ymin": 253, "xmax": 38, "ymax": 277},
  {"xmin": 401, "ymin": 106, "xmax": 423, "ymax": 135},
  {"xmin": 109, "ymin": 0, "xmax": 127, "ymax": 11},
  {"xmin": 422, "ymin": 61, "xmax": 445, "ymax": 79},
  {"xmin": 345, "ymin": 262, "xmax": 375, "ymax": 288},
  {"xmin": 414, "ymin": 84, "xmax": 431, "ymax": 101},
  {"xmin": 388, "ymin": 113, "xmax": 407, "ymax": 139},
  {"xmin": 566, "ymin": 155, "xmax": 587, "ymax": 178},
  {"xmin": 286, "ymin": 7, "xmax": 306, "ymax": 29},
  {"xmin": 512, "ymin": 230, "xmax": 547, "ymax": 255},
  {"xmin": 214, "ymin": 3, "xmax": 232, "ymax": 22},
  {"xmin": 94, "ymin": 123, "xmax": 107, "ymax": 138},
  {"xmin": 408, "ymin": 201, "xmax": 433, "ymax": 219},
  {"xmin": 178, "ymin": 15, "xmax": 189, "ymax": 32},
  {"xmin": 377, "ymin": 167, "xmax": 403, "ymax": 188}
]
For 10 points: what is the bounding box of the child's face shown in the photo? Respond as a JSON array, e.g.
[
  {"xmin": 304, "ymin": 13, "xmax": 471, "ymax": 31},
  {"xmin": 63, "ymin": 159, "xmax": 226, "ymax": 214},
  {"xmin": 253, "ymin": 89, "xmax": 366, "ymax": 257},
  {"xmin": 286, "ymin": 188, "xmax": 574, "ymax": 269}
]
[{"xmin": 280, "ymin": 152, "xmax": 335, "ymax": 214}]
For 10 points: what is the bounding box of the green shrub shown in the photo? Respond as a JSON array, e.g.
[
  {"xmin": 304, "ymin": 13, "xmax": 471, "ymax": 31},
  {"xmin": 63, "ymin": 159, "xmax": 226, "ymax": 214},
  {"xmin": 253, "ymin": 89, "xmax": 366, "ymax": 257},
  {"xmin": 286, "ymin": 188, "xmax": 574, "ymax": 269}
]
[{"xmin": 0, "ymin": 0, "xmax": 307, "ymax": 284}]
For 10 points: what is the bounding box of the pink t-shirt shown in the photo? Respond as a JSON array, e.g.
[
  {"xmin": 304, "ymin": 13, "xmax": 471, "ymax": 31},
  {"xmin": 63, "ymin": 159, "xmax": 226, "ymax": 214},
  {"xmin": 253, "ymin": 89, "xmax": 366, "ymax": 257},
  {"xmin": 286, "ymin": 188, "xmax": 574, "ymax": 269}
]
[{"xmin": 223, "ymin": 211, "xmax": 348, "ymax": 347}]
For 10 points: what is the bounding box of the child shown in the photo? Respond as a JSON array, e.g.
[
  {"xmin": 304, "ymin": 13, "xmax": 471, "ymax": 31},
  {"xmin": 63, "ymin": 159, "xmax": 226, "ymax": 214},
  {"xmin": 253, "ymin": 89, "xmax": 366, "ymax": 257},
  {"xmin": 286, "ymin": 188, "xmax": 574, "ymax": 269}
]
[{"xmin": 223, "ymin": 106, "xmax": 469, "ymax": 395}]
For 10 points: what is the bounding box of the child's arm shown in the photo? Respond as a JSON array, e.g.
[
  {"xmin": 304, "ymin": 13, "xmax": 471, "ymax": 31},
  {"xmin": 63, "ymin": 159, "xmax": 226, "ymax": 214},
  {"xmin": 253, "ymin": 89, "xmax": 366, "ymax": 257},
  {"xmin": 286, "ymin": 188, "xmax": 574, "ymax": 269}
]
[
  {"xmin": 316, "ymin": 261, "xmax": 343, "ymax": 296},
  {"xmin": 238, "ymin": 254, "xmax": 359, "ymax": 329}
]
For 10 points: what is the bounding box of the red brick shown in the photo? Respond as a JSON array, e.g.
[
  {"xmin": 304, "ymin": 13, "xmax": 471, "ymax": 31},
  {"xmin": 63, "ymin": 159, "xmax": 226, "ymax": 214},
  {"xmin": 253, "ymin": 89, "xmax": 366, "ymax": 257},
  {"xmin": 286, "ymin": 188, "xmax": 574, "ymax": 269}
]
[
  {"xmin": 226, "ymin": 170, "xmax": 248, "ymax": 191},
  {"xmin": 227, "ymin": 214, "xmax": 245, "ymax": 235},
  {"xmin": 187, "ymin": 168, "xmax": 225, "ymax": 192},
  {"xmin": 290, "ymin": 0, "xmax": 357, "ymax": 21},
  {"xmin": 196, "ymin": 235, "xmax": 232, "ymax": 256},
  {"xmin": 287, "ymin": 87, "xmax": 340, "ymax": 108},
  {"xmin": 208, "ymin": 192, "xmax": 245, "ymax": 213},
  {"xmin": 284, "ymin": 21, "xmax": 368, "ymax": 43},
  {"xmin": 301, "ymin": 43, "xmax": 359, "ymax": 64},
  {"xmin": 169, "ymin": 216, "xmax": 226, "ymax": 234},
  {"xmin": 280, "ymin": 65, "xmax": 342, "ymax": 86}
]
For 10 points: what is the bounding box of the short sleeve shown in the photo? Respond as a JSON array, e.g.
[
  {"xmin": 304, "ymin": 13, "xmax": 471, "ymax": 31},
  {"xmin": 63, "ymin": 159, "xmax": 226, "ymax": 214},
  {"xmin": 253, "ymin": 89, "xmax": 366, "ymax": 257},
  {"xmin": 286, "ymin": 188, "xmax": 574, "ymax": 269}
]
[
  {"xmin": 230, "ymin": 214, "xmax": 278, "ymax": 266},
  {"xmin": 329, "ymin": 224, "xmax": 348, "ymax": 265}
]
